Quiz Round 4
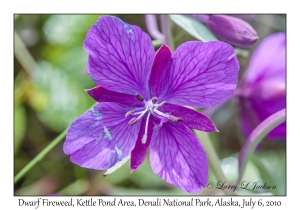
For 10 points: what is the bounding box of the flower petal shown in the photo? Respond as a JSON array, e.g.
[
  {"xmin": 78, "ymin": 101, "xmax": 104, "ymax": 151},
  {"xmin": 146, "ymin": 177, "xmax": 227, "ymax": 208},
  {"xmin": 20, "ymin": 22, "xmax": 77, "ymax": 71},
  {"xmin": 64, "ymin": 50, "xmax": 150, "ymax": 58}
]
[
  {"xmin": 150, "ymin": 122, "xmax": 208, "ymax": 193},
  {"xmin": 149, "ymin": 44, "xmax": 172, "ymax": 98},
  {"xmin": 103, "ymin": 155, "xmax": 131, "ymax": 176},
  {"xmin": 63, "ymin": 102, "xmax": 141, "ymax": 170},
  {"xmin": 84, "ymin": 16, "xmax": 155, "ymax": 99},
  {"xmin": 239, "ymin": 97, "xmax": 286, "ymax": 140},
  {"xmin": 160, "ymin": 103, "xmax": 218, "ymax": 132},
  {"xmin": 239, "ymin": 99, "xmax": 260, "ymax": 139},
  {"xmin": 130, "ymin": 115, "xmax": 154, "ymax": 172},
  {"xmin": 157, "ymin": 41, "xmax": 239, "ymax": 108},
  {"xmin": 86, "ymin": 86, "xmax": 144, "ymax": 107},
  {"xmin": 242, "ymin": 32, "xmax": 286, "ymax": 87}
]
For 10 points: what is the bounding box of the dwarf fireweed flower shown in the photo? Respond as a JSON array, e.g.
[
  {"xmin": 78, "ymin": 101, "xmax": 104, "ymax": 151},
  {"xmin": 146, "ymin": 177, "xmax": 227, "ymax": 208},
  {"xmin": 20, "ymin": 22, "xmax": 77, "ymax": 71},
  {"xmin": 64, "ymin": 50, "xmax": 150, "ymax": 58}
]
[
  {"xmin": 63, "ymin": 16, "xmax": 240, "ymax": 193},
  {"xmin": 237, "ymin": 32, "xmax": 286, "ymax": 140}
]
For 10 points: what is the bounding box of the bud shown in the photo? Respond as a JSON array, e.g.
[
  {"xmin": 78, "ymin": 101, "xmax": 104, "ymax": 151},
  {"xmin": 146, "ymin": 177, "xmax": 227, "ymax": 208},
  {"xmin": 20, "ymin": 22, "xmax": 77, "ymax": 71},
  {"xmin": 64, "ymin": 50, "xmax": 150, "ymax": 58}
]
[{"xmin": 207, "ymin": 15, "xmax": 258, "ymax": 48}]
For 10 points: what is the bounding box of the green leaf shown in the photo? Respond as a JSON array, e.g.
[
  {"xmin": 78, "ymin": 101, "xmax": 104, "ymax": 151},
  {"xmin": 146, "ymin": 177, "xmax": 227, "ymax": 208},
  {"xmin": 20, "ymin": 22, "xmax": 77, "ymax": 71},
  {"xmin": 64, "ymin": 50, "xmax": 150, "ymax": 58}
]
[
  {"xmin": 169, "ymin": 15, "xmax": 217, "ymax": 42},
  {"xmin": 31, "ymin": 60, "xmax": 94, "ymax": 132}
]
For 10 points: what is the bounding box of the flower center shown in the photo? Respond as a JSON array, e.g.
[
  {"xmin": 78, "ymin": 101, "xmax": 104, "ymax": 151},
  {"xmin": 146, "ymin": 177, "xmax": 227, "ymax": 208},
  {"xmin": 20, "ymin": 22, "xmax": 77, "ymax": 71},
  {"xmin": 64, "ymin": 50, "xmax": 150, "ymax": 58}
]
[{"xmin": 125, "ymin": 94, "xmax": 182, "ymax": 144}]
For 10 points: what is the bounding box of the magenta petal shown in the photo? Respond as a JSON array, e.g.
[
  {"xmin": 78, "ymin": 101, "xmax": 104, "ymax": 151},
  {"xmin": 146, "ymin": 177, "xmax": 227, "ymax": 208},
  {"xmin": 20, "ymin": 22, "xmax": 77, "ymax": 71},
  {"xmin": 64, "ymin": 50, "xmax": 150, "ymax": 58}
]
[
  {"xmin": 84, "ymin": 16, "xmax": 155, "ymax": 99},
  {"xmin": 157, "ymin": 41, "xmax": 239, "ymax": 108},
  {"xmin": 130, "ymin": 115, "xmax": 154, "ymax": 172},
  {"xmin": 150, "ymin": 122, "xmax": 208, "ymax": 193},
  {"xmin": 254, "ymin": 100, "xmax": 286, "ymax": 139},
  {"xmin": 86, "ymin": 86, "xmax": 144, "ymax": 107},
  {"xmin": 160, "ymin": 103, "xmax": 218, "ymax": 132},
  {"xmin": 239, "ymin": 97, "xmax": 286, "ymax": 140},
  {"xmin": 242, "ymin": 32, "xmax": 286, "ymax": 87},
  {"xmin": 63, "ymin": 103, "xmax": 141, "ymax": 170},
  {"xmin": 149, "ymin": 44, "xmax": 172, "ymax": 98},
  {"xmin": 240, "ymin": 81, "xmax": 285, "ymax": 101}
]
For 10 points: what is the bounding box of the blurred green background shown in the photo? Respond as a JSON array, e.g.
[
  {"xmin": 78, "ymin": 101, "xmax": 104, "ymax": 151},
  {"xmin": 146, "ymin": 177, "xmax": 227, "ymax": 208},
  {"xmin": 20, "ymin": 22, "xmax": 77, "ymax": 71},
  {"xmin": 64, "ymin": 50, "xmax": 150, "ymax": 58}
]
[{"xmin": 14, "ymin": 14, "xmax": 286, "ymax": 195}]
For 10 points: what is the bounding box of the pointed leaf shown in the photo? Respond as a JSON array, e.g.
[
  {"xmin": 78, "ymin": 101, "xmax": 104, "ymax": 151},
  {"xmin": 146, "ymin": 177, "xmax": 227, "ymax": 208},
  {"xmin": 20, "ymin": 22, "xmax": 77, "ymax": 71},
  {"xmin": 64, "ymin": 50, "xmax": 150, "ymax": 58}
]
[{"xmin": 169, "ymin": 15, "xmax": 217, "ymax": 42}]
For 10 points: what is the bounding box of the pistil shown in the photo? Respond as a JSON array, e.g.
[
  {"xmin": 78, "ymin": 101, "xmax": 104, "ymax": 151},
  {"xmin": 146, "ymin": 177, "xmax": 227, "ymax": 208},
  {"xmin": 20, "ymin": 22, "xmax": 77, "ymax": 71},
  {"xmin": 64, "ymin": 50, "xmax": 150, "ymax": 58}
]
[{"xmin": 142, "ymin": 112, "xmax": 151, "ymax": 144}]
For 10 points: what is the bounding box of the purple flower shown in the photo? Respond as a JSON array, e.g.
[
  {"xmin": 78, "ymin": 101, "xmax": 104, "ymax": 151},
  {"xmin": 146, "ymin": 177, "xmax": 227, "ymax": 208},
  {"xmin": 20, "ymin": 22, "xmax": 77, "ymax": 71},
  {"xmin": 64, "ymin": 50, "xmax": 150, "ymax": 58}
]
[
  {"xmin": 63, "ymin": 16, "xmax": 240, "ymax": 193},
  {"xmin": 237, "ymin": 32, "xmax": 286, "ymax": 140}
]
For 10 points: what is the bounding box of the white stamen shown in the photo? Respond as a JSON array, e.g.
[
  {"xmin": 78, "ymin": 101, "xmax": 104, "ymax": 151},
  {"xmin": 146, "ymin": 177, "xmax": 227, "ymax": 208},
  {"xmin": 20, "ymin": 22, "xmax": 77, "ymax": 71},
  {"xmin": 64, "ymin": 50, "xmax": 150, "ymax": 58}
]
[
  {"xmin": 132, "ymin": 110, "xmax": 145, "ymax": 116},
  {"xmin": 136, "ymin": 107, "xmax": 149, "ymax": 120},
  {"xmin": 127, "ymin": 98, "xmax": 171, "ymax": 131},
  {"xmin": 153, "ymin": 108, "xmax": 169, "ymax": 118},
  {"xmin": 153, "ymin": 101, "xmax": 166, "ymax": 108}
]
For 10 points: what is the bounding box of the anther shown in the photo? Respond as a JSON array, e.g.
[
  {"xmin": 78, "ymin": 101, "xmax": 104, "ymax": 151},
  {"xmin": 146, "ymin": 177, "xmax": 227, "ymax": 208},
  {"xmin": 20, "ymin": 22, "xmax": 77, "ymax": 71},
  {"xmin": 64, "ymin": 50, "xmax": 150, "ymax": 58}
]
[
  {"xmin": 169, "ymin": 115, "xmax": 183, "ymax": 122},
  {"xmin": 125, "ymin": 110, "xmax": 134, "ymax": 117},
  {"xmin": 151, "ymin": 97, "xmax": 158, "ymax": 104},
  {"xmin": 128, "ymin": 117, "xmax": 138, "ymax": 125},
  {"xmin": 135, "ymin": 93, "xmax": 144, "ymax": 102}
]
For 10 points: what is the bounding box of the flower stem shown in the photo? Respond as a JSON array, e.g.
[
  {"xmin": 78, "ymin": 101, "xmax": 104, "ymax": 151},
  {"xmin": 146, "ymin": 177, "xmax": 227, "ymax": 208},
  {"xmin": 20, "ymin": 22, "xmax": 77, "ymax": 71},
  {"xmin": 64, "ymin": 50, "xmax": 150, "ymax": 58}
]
[
  {"xmin": 236, "ymin": 108, "xmax": 286, "ymax": 186},
  {"xmin": 14, "ymin": 128, "xmax": 68, "ymax": 184},
  {"xmin": 160, "ymin": 15, "xmax": 175, "ymax": 52},
  {"xmin": 145, "ymin": 15, "xmax": 165, "ymax": 41},
  {"xmin": 14, "ymin": 31, "xmax": 37, "ymax": 76},
  {"xmin": 194, "ymin": 130, "xmax": 233, "ymax": 195}
]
